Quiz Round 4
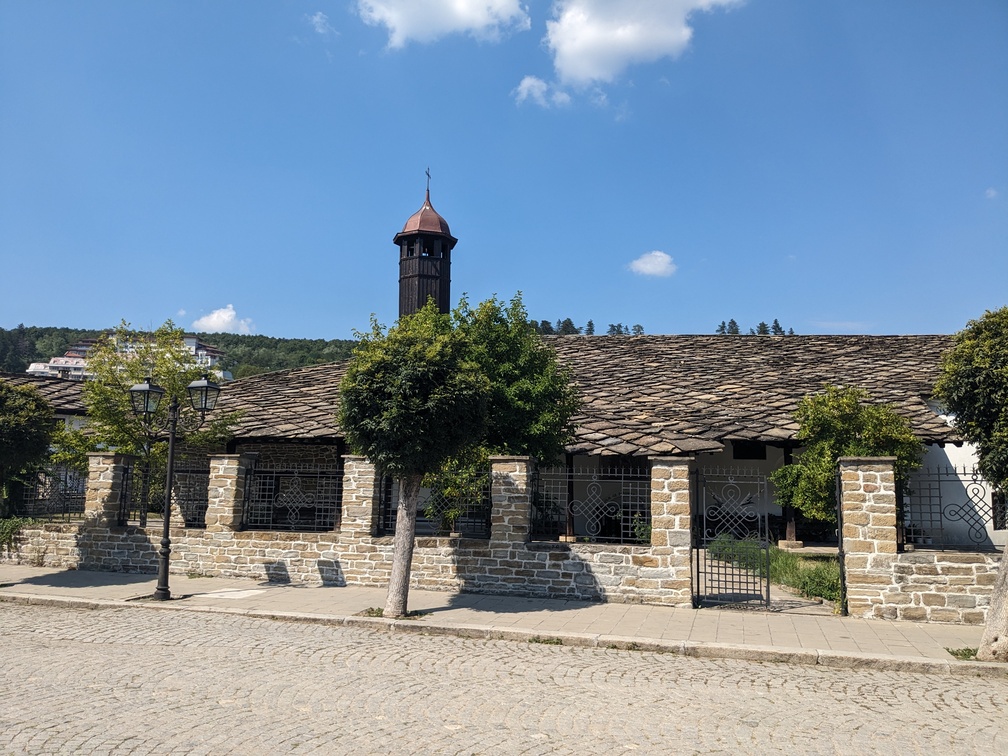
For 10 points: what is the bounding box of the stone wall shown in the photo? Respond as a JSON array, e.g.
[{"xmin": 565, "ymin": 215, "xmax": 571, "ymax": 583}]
[
  {"xmin": 1, "ymin": 453, "xmax": 694, "ymax": 607},
  {"xmin": 840, "ymin": 457, "xmax": 1003, "ymax": 624}
]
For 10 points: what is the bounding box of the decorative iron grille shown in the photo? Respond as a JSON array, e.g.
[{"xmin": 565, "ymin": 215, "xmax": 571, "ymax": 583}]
[
  {"xmin": 692, "ymin": 467, "xmax": 771, "ymax": 609},
  {"xmin": 901, "ymin": 466, "xmax": 1003, "ymax": 551},
  {"xmin": 14, "ymin": 465, "xmax": 86, "ymax": 521},
  {"xmin": 378, "ymin": 468, "xmax": 491, "ymax": 538},
  {"xmin": 119, "ymin": 456, "xmax": 210, "ymax": 529},
  {"xmin": 242, "ymin": 462, "xmax": 343, "ymax": 532},
  {"xmin": 531, "ymin": 463, "xmax": 651, "ymax": 545}
]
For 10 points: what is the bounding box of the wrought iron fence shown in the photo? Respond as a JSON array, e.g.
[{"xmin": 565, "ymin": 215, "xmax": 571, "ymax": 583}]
[
  {"xmin": 378, "ymin": 468, "xmax": 491, "ymax": 538},
  {"xmin": 14, "ymin": 465, "xmax": 86, "ymax": 521},
  {"xmin": 531, "ymin": 463, "xmax": 651, "ymax": 545},
  {"xmin": 242, "ymin": 461, "xmax": 343, "ymax": 532},
  {"xmin": 119, "ymin": 456, "xmax": 210, "ymax": 529},
  {"xmin": 692, "ymin": 467, "xmax": 771, "ymax": 609},
  {"xmin": 900, "ymin": 466, "xmax": 1005, "ymax": 551}
]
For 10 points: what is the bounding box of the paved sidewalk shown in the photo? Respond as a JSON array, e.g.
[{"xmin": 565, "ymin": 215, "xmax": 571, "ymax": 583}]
[{"xmin": 1, "ymin": 564, "xmax": 1003, "ymax": 677}]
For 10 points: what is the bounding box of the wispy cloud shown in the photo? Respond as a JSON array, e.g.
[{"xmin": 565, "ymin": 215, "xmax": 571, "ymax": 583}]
[
  {"xmin": 512, "ymin": 76, "xmax": 571, "ymax": 108},
  {"xmin": 986, "ymin": 187, "xmax": 999, "ymax": 200},
  {"xmin": 357, "ymin": 0, "xmax": 530, "ymax": 48},
  {"xmin": 629, "ymin": 250, "xmax": 677, "ymax": 277},
  {"xmin": 307, "ymin": 11, "xmax": 337, "ymax": 36},
  {"xmin": 545, "ymin": 0, "xmax": 739, "ymax": 86},
  {"xmin": 191, "ymin": 304, "xmax": 254, "ymax": 335}
]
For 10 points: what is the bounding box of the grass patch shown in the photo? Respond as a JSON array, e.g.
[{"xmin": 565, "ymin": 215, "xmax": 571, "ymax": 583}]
[
  {"xmin": 707, "ymin": 534, "xmax": 841, "ymax": 603},
  {"xmin": 946, "ymin": 647, "xmax": 978, "ymax": 661},
  {"xmin": 529, "ymin": 636, "xmax": 563, "ymax": 645}
]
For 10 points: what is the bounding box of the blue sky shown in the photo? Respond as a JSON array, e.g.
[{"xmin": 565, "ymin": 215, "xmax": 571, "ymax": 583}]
[{"xmin": 2, "ymin": 1, "xmax": 1006, "ymax": 339}]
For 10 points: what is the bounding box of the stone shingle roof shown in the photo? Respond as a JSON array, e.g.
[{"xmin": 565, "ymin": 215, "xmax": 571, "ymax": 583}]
[
  {"xmin": 545, "ymin": 335, "xmax": 958, "ymax": 456},
  {"xmin": 219, "ymin": 362, "xmax": 349, "ymax": 442},
  {"xmin": 219, "ymin": 334, "xmax": 959, "ymax": 456},
  {"xmin": 0, "ymin": 372, "xmax": 86, "ymax": 415}
]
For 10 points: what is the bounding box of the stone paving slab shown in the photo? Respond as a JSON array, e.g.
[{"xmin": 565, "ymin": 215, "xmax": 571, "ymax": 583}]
[{"xmin": 1, "ymin": 564, "xmax": 1002, "ymax": 678}]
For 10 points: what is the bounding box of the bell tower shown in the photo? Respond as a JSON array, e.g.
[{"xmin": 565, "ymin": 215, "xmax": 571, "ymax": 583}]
[{"xmin": 394, "ymin": 177, "xmax": 457, "ymax": 317}]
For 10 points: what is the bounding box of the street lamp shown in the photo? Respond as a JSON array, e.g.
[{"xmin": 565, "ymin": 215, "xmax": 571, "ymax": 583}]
[{"xmin": 128, "ymin": 374, "xmax": 221, "ymax": 601}]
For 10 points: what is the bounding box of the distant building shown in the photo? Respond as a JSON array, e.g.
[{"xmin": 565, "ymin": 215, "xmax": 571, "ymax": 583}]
[{"xmin": 26, "ymin": 335, "xmax": 232, "ymax": 381}]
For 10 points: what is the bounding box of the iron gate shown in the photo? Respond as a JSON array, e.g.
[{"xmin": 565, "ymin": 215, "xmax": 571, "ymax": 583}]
[{"xmin": 693, "ymin": 467, "xmax": 771, "ymax": 608}]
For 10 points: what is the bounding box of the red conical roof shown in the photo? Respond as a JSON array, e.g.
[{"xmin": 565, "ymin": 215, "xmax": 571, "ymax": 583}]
[{"xmin": 394, "ymin": 190, "xmax": 457, "ymax": 244}]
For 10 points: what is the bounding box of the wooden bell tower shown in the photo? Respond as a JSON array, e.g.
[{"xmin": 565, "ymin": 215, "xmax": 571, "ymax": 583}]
[{"xmin": 394, "ymin": 178, "xmax": 457, "ymax": 317}]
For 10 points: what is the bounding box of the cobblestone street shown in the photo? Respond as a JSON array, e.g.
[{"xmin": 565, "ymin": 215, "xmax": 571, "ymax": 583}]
[{"xmin": 2, "ymin": 603, "xmax": 1005, "ymax": 755}]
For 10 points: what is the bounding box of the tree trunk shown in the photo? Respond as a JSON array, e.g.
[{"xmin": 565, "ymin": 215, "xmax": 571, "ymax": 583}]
[
  {"xmin": 384, "ymin": 473, "xmax": 422, "ymax": 619},
  {"xmin": 977, "ymin": 553, "xmax": 1008, "ymax": 662}
]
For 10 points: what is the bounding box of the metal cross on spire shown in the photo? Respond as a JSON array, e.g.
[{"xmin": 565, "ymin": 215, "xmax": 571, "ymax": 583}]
[{"xmin": 425, "ymin": 167, "xmax": 431, "ymax": 193}]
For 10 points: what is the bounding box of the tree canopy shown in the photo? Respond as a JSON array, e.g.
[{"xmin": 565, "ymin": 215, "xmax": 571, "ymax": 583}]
[
  {"xmin": 338, "ymin": 303, "xmax": 489, "ymax": 480},
  {"xmin": 935, "ymin": 306, "xmax": 1008, "ymax": 490},
  {"xmin": 58, "ymin": 321, "xmax": 235, "ymax": 473},
  {"xmin": 338, "ymin": 294, "xmax": 579, "ymax": 617},
  {"xmin": 716, "ymin": 318, "xmax": 794, "ymax": 335},
  {"xmin": 0, "ymin": 381, "xmax": 54, "ymax": 513},
  {"xmin": 770, "ymin": 385, "xmax": 921, "ymax": 522}
]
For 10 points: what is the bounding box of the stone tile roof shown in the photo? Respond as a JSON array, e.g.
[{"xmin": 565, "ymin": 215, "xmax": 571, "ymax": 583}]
[
  {"xmin": 545, "ymin": 335, "xmax": 958, "ymax": 456},
  {"xmin": 219, "ymin": 334, "xmax": 959, "ymax": 456},
  {"xmin": 218, "ymin": 363, "xmax": 349, "ymax": 442},
  {"xmin": 0, "ymin": 372, "xmax": 86, "ymax": 415}
]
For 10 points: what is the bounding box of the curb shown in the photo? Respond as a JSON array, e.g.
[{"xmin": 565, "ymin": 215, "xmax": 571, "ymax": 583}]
[{"xmin": 4, "ymin": 591, "xmax": 1007, "ymax": 679}]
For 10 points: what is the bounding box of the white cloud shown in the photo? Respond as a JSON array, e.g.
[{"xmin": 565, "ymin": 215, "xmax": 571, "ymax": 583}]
[
  {"xmin": 629, "ymin": 250, "xmax": 677, "ymax": 277},
  {"xmin": 513, "ymin": 75, "xmax": 571, "ymax": 107},
  {"xmin": 191, "ymin": 305, "xmax": 254, "ymax": 335},
  {"xmin": 357, "ymin": 0, "xmax": 530, "ymax": 48},
  {"xmin": 176, "ymin": 309, "xmax": 187, "ymax": 318},
  {"xmin": 986, "ymin": 187, "xmax": 999, "ymax": 200},
  {"xmin": 545, "ymin": 0, "xmax": 738, "ymax": 86},
  {"xmin": 307, "ymin": 11, "xmax": 337, "ymax": 36}
]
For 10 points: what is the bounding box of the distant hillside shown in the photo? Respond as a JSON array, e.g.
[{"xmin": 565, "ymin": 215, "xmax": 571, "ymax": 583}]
[
  {"xmin": 194, "ymin": 332, "xmax": 356, "ymax": 378},
  {"xmin": 0, "ymin": 325, "xmax": 356, "ymax": 379}
]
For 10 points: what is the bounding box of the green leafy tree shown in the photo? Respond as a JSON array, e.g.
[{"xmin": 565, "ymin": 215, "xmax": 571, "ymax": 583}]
[
  {"xmin": 458, "ymin": 294, "xmax": 579, "ymax": 464},
  {"xmin": 770, "ymin": 385, "xmax": 921, "ymax": 522},
  {"xmin": 631, "ymin": 324, "xmax": 644, "ymax": 336},
  {"xmin": 0, "ymin": 382, "xmax": 54, "ymax": 515},
  {"xmin": 339, "ymin": 301, "xmax": 490, "ymax": 618},
  {"xmin": 339, "ymin": 295, "xmax": 579, "ymax": 617},
  {"xmin": 934, "ymin": 306, "xmax": 1008, "ymax": 662},
  {"xmin": 56, "ymin": 322, "xmax": 235, "ymax": 494}
]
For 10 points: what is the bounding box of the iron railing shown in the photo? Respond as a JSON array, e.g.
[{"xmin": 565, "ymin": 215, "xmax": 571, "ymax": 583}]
[
  {"xmin": 378, "ymin": 469, "xmax": 492, "ymax": 538},
  {"xmin": 14, "ymin": 465, "xmax": 86, "ymax": 521},
  {"xmin": 900, "ymin": 466, "xmax": 1004, "ymax": 551},
  {"xmin": 692, "ymin": 467, "xmax": 771, "ymax": 609},
  {"xmin": 119, "ymin": 456, "xmax": 210, "ymax": 529},
  {"xmin": 242, "ymin": 462, "xmax": 343, "ymax": 533},
  {"xmin": 531, "ymin": 464, "xmax": 651, "ymax": 545}
]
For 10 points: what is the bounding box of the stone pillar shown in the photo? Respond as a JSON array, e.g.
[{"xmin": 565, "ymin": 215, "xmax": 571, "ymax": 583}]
[
  {"xmin": 838, "ymin": 457, "xmax": 897, "ymax": 618},
  {"xmin": 84, "ymin": 453, "xmax": 133, "ymax": 528},
  {"xmin": 648, "ymin": 458, "xmax": 694, "ymax": 606},
  {"xmin": 489, "ymin": 456, "xmax": 533, "ymax": 547},
  {"xmin": 341, "ymin": 455, "xmax": 381, "ymax": 539},
  {"xmin": 205, "ymin": 453, "xmax": 256, "ymax": 532}
]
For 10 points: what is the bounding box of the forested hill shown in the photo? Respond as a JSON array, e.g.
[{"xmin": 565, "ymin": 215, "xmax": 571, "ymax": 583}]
[
  {"xmin": 196, "ymin": 333, "xmax": 356, "ymax": 378},
  {"xmin": 0, "ymin": 325, "xmax": 356, "ymax": 379}
]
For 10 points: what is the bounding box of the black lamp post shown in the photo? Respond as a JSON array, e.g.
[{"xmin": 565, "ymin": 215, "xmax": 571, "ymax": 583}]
[{"xmin": 129, "ymin": 374, "xmax": 220, "ymax": 601}]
